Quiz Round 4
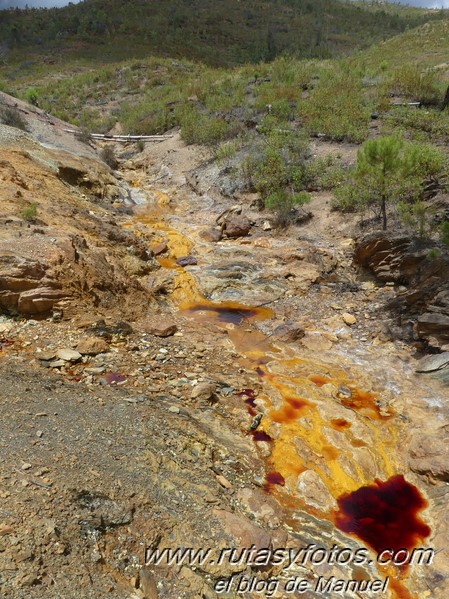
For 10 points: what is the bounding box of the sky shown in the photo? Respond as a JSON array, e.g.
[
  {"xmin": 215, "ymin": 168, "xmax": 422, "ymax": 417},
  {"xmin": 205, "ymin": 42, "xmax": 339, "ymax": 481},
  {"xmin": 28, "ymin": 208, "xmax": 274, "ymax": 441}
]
[{"xmin": 0, "ymin": 0, "xmax": 448, "ymax": 8}]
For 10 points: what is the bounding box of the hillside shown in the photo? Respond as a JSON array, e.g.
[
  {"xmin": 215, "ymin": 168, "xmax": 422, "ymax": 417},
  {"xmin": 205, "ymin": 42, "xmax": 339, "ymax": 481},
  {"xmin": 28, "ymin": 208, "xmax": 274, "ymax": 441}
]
[{"xmin": 0, "ymin": 0, "xmax": 445, "ymax": 67}]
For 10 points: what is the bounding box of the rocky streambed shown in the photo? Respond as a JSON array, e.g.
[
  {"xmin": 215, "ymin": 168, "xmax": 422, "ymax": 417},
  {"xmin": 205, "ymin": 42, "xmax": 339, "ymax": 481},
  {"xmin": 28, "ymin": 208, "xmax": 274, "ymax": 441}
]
[
  {"xmin": 118, "ymin": 146, "xmax": 449, "ymax": 599},
  {"xmin": 0, "ymin": 119, "xmax": 448, "ymax": 599}
]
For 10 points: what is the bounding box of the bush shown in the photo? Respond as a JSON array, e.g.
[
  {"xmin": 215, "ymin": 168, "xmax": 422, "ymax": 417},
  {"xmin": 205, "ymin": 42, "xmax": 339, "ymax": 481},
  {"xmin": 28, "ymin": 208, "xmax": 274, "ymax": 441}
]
[
  {"xmin": 264, "ymin": 190, "xmax": 311, "ymax": 229},
  {"xmin": 179, "ymin": 105, "xmax": 231, "ymax": 146},
  {"xmin": 297, "ymin": 67, "xmax": 371, "ymax": 143},
  {"xmin": 332, "ymin": 135, "xmax": 445, "ymax": 230},
  {"xmin": 0, "ymin": 106, "xmax": 28, "ymax": 131},
  {"xmin": 384, "ymin": 107, "xmax": 449, "ymax": 143},
  {"xmin": 214, "ymin": 139, "xmax": 239, "ymax": 164},
  {"xmin": 75, "ymin": 128, "xmax": 92, "ymax": 144},
  {"xmin": 396, "ymin": 200, "xmax": 434, "ymax": 239},
  {"xmin": 388, "ymin": 65, "xmax": 440, "ymax": 106},
  {"xmin": 100, "ymin": 146, "xmax": 118, "ymax": 169},
  {"xmin": 20, "ymin": 202, "xmax": 38, "ymax": 222},
  {"xmin": 24, "ymin": 87, "xmax": 39, "ymax": 106},
  {"xmin": 304, "ymin": 155, "xmax": 347, "ymax": 191}
]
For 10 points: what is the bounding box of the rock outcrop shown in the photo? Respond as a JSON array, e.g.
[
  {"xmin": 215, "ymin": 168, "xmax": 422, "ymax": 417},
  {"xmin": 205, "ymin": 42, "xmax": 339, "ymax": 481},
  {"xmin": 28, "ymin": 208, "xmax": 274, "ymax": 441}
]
[
  {"xmin": 0, "ymin": 125, "xmax": 160, "ymax": 319},
  {"xmin": 355, "ymin": 232, "xmax": 449, "ymax": 348}
]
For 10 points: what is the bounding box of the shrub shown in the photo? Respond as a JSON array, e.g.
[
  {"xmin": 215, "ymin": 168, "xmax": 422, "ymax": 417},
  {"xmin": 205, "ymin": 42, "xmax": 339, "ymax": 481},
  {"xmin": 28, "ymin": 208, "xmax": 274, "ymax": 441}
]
[
  {"xmin": 100, "ymin": 146, "xmax": 118, "ymax": 169},
  {"xmin": 304, "ymin": 155, "xmax": 347, "ymax": 191},
  {"xmin": 75, "ymin": 128, "xmax": 92, "ymax": 144},
  {"xmin": 388, "ymin": 65, "xmax": 440, "ymax": 106},
  {"xmin": 0, "ymin": 106, "xmax": 28, "ymax": 131},
  {"xmin": 24, "ymin": 87, "xmax": 39, "ymax": 106},
  {"xmin": 178, "ymin": 105, "xmax": 231, "ymax": 146},
  {"xmin": 20, "ymin": 202, "xmax": 38, "ymax": 222},
  {"xmin": 333, "ymin": 135, "xmax": 445, "ymax": 230},
  {"xmin": 396, "ymin": 200, "xmax": 434, "ymax": 239},
  {"xmin": 214, "ymin": 139, "xmax": 239, "ymax": 164},
  {"xmin": 297, "ymin": 67, "xmax": 371, "ymax": 143},
  {"xmin": 384, "ymin": 107, "xmax": 449, "ymax": 143},
  {"xmin": 264, "ymin": 190, "xmax": 311, "ymax": 229}
]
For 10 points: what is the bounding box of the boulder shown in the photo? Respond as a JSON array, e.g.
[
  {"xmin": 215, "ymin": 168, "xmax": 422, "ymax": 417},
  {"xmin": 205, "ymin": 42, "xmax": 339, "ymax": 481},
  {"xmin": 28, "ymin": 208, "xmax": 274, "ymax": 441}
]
[
  {"xmin": 151, "ymin": 242, "xmax": 168, "ymax": 256},
  {"xmin": 0, "ymin": 254, "xmax": 64, "ymax": 315},
  {"xmin": 212, "ymin": 509, "xmax": 272, "ymax": 552},
  {"xmin": 272, "ymin": 322, "xmax": 305, "ymax": 343},
  {"xmin": 223, "ymin": 214, "xmax": 252, "ymax": 238},
  {"xmin": 342, "ymin": 313, "xmax": 357, "ymax": 326},
  {"xmin": 17, "ymin": 287, "xmax": 65, "ymax": 314}
]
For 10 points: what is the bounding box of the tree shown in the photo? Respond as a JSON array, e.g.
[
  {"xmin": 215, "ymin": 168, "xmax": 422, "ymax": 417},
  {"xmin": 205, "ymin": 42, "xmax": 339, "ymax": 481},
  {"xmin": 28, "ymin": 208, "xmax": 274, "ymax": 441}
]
[{"xmin": 335, "ymin": 136, "xmax": 444, "ymax": 231}]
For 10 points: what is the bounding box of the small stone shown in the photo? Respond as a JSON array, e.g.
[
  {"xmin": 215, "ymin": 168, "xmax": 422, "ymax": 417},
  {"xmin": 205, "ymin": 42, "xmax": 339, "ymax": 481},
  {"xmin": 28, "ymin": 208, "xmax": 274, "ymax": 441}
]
[
  {"xmin": 36, "ymin": 430, "xmax": 43, "ymax": 438},
  {"xmin": 22, "ymin": 463, "xmax": 32, "ymax": 470},
  {"xmin": 151, "ymin": 242, "xmax": 168, "ymax": 256},
  {"xmin": 144, "ymin": 317, "xmax": 178, "ymax": 337},
  {"xmin": 223, "ymin": 214, "xmax": 252, "ymax": 238},
  {"xmin": 168, "ymin": 406, "xmax": 180, "ymax": 413},
  {"xmin": 176, "ymin": 255, "xmax": 197, "ymax": 266},
  {"xmin": 342, "ymin": 313, "xmax": 357, "ymax": 326},
  {"xmin": 0, "ymin": 524, "xmax": 14, "ymax": 536},
  {"xmin": 191, "ymin": 382, "xmax": 216, "ymax": 401},
  {"xmin": 35, "ymin": 349, "xmax": 56, "ymax": 361},
  {"xmin": 200, "ymin": 228, "xmax": 222, "ymax": 242},
  {"xmin": 77, "ymin": 337, "xmax": 109, "ymax": 356},
  {"xmin": 416, "ymin": 352, "xmax": 449, "ymax": 373},
  {"xmin": 49, "ymin": 359, "xmax": 65, "ymax": 368},
  {"xmin": 20, "ymin": 574, "xmax": 41, "ymax": 587},
  {"xmin": 85, "ymin": 367, "xmax": 106, "ymax": 374},
  {"xmin": 140, "ymin": 567, "xmax": 159, "ymax": 599},
  {"xmin": 216, "ymin": 474, "xmax": 232, "ymax": 489},
  {"xmin": 56, "ymin": 348, "xmax": 82, "ymax": 362},
  {"xmin": 337, "ymin": 384, "xmax": 352, "ymax": 399},
  {"xmin": 262, "ymin": 220, "xmax": 272, "ymax": 231}
]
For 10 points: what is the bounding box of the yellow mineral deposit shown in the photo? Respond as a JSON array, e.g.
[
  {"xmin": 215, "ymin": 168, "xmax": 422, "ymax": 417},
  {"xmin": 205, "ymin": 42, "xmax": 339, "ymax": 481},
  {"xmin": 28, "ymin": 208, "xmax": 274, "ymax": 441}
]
[{"xmin": 125, "ymin": 188, "xmax": 427, "ymax": 599}]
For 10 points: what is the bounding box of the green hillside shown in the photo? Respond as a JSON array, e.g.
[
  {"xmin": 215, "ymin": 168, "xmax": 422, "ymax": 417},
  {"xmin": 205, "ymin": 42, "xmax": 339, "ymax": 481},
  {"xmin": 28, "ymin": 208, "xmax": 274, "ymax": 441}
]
[{"xmin": 0, "ymin": 0, "xmax": 444, "ymax": 68}]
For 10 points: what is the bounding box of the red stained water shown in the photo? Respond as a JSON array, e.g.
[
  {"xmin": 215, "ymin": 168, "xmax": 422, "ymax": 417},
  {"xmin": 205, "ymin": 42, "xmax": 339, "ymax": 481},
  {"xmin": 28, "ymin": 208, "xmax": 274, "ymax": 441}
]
[
  {"xmin": 183, "ymin": 301, "xmax": 272, "ymax": 325},
  {"xmin": 105, "ymin": 371, "xmax": 127, "ymax": 385},
  {"xmin": 340, "ymin": 387, "xmax": 394, "ymax": 421},
  {"xmin": 264, "ymin": 471, "xmax": 285, "ymax": 491},
  {"xmin": 335, "ymin": 475, "xmax": 430, "ymax": 556},
  {"xmin": 330, "ymin": 418, "xmax": 352, "ymax": 431},
  {"xmin": 238, "ymin": 388, "xmax": 257, "ymax": 416},
  {"xmin": 252, "ymin": 430, "xmax": 273, "ymax": 443}
]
